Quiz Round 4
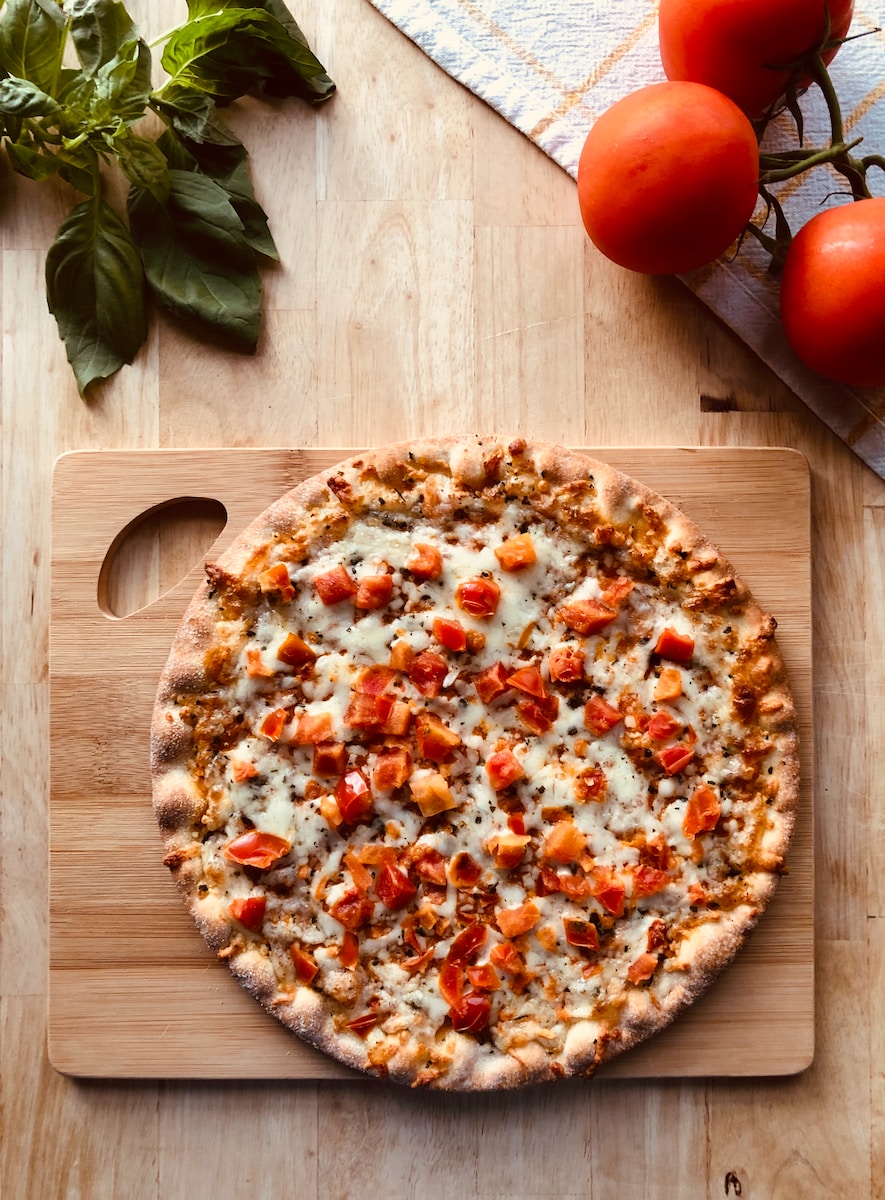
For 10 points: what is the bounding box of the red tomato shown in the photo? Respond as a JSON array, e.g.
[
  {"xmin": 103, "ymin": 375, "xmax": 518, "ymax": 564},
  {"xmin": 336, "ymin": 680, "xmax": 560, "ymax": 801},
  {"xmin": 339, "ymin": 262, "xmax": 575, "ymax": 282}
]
[
  {"xmin": 455, "ymin": 576, "xmax": 501, "ymax": 618},
  {"xmin": 449, "ymin": 992, "xmax": 492, "ymax": 1034},
  {"xmin": 577, "ymin": 82, "xmax": 759, "ymax": 276},
  {"xmin": 659, "ymin": 0, "xmax": 854, "ymax": 118},
  {"xmin": 780, "ymin": 198, "xmax": 885, "ymax": 388},
  {"xmin": 223, "ymin": 830, "xmax": 291, "ymax": 870},
  {"xmin": 375, "ymin": 862, "xmax": 417, "ymax": 910},
  {"xmin": 334, "ymin": 769, "xmax": 373, "ymax": 824}
]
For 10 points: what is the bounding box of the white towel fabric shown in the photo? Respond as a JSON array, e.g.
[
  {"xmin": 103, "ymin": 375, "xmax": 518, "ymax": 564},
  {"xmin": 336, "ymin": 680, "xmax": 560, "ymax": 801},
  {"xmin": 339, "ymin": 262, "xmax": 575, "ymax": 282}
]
[{"xmin": 367, "ymin": 0, "xmax": 885, "ymax": 476}]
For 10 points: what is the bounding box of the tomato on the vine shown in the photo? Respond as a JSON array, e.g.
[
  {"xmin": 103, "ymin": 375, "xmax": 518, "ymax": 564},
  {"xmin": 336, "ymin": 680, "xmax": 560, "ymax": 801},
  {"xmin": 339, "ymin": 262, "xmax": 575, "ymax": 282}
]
[
  {"xmin": 779, "ymin": 197, "xmax": 885, "ymax": 388},
  {"xmin": 577, "ymin": 82, "xmax": 759, "ymax": 276},
  {"xmin": 659, "ymin": 0, "xmax": 854, "ymax": 118}
]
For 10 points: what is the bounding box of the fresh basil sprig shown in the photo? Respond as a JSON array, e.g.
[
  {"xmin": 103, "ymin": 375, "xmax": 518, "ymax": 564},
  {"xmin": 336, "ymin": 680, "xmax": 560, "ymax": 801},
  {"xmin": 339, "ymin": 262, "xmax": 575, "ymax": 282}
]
[{"xmin": 0, "ymin": 0, "xmax": 334, "ymax": 394}]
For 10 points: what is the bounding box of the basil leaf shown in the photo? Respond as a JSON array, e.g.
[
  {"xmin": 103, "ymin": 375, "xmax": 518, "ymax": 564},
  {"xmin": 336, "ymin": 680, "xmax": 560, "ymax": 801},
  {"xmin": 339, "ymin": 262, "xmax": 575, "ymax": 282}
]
[
  {"xmin": 112, "ymin": 130, "xmax": 169, "ymax": 201},
  {"xmin": 5, "ymin": 136, "xmax": 62, "ymax": 180},
  {"xmin": 45, "ymin": 194, "xmax": 148, "ymax": 394},
  {"xmin": 128, "ymin": 169, "xmax": 262, "ymax": 352},
  {"xmin": 65, "ymin": 0, "xmax": 139, "ymax": 77},
  {"xmin": 150, "ymin": 80, "xmax": 239, "ymax": 145},
  {"xmin": 162, "ymin": 8, "xmax": 334, "ymax": 106},
  {"xmin": 0, "ymin": 0, "xmax": 66, "ymax": 95},
  {"xmin": 0, "ymin": 75, "xmax": 61, "ymax": 117},
  {"xmin": 78, "ymin": 36, "xmax": 152, "ymax": 128},
  {"xmin": 157, "ymin": 126, "xmax": 277, "ymax": 261}
]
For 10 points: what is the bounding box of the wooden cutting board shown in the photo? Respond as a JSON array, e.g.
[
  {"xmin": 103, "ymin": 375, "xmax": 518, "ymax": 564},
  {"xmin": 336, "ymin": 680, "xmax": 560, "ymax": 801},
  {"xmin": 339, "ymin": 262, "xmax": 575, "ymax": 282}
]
[{"xmin": 48, "ymin": 447, "xmax": 814, "ymax": 1080}]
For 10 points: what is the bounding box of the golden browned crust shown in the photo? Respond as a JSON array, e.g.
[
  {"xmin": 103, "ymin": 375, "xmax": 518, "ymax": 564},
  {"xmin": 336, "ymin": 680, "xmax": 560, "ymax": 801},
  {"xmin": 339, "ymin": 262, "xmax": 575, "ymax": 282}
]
[{"xmin": 151, "ymin": 436, "xmax": 799, "ymax": 1090}]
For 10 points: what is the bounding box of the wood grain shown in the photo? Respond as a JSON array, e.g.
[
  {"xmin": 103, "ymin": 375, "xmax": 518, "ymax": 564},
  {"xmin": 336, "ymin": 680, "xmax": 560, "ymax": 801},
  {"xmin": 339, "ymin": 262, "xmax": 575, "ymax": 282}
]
[{"xmin": 48, "ymin": 446, "xmax": 813, "ymax": 1080}]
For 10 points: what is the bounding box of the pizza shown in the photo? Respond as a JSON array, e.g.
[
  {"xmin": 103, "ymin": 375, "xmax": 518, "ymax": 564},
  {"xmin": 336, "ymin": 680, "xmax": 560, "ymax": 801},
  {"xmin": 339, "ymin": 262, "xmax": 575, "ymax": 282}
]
[{"xmin": 151, "ymin": 436, "xmax": 798, "ymax": 1089}]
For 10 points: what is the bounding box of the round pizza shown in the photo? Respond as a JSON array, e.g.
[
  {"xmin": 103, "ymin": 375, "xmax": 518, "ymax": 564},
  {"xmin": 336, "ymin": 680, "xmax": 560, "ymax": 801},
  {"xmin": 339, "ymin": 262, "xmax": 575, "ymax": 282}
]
[{"xmin": 151, "ymin": 436, "xmax": 798, "ymax": 1089}]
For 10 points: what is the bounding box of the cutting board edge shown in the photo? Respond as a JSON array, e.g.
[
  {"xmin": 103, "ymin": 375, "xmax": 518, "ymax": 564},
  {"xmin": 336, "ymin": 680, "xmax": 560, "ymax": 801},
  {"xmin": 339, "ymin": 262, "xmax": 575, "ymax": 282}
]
[{"xmin": 48, "ymin": 444, "xmax": 814, "ymax": 1082}]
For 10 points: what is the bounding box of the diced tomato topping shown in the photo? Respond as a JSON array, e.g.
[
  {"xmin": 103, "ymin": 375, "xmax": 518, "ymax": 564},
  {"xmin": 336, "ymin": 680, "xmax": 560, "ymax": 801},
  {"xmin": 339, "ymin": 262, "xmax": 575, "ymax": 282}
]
[
  {"xmin": 467, "ymin": 963, "xmax": 501, "ymax": 991},
  {"xmin": 346, "ymin": 1013, "xmax": 379, "ymax": 1037},
  {"xmin": 639, "ymin": 834, "xmax": 671, "ymax": 872},
  {"xmin": 455, "ymin": 576, "xmax": 501, "ymax": 619},
  {"xmin": 688, "ymin": 882, "xmax": 708, "ymax": 906},
  {"xmin": 507, "ymin": 812, "xmax": 526, "ymax": 835},
  {"xmin": 320, "ymin": 794, "xmax": 342, "ymax": 828},
  {"xmin": 388, "ymin": 639, "xmax": 414, "ymax": 672},
  {"xmin": 646, "ymin": 919, "xmax": 669, "ymax": 953},
  {"xmin": 516, "ymin": 695, "xmax": 559, "ymax": 735},
  {"xmin": 412, "ymin": 847, "xmax": 448, "ymax": 886},
  {"xmin": 433, "ymin": 617, "xmax": 467, "ymax": 652},
  {"xmin": 683, "ymin": 783, "xmax": 721, "ymax": 838},
  {"xmin": 555, "ymin": 872, "xmax": 593, "ymax": 900},
  {"xmin": 495, "ymin": 900, "xmax": 541, "ymax": 938},
  {"xmin": 313, "ymin": 740, "xmax": 347, "ymax": 777},
  {"xmin": 647, "ymin": 711, "xmax": 682, "ymax": 742},
  {"xmin": 277, "ymin": 631, "xmax": 317, "ymax": 667},
  {"xmin": 656, "ymin": 744, "xmax": 694, "ymax": 776},
  {"xmin": 592, "ymin": 870, "xmax": 626, "ymax": 917},
  {"xmin": 548, "ymin": 644, "xmax": 585, "ymax": 683},
  {"xmin": 489, "ymin": 941, "xmax": 527, "ymax": 977},
  {"xmin": 543, "ymin": 820, "xmax": 587, "ymax": 864},
  {"xmin": 535, "ymin": 866, "xmax": 561, "ymax": 897},
  {"xmin": 339, "ymin": 930, "xmax": 360, "ymax": 968},
  {"xmin": 334, "ymin": 769, "xmax": 373, "ymax": 824},
  {"xmin": 403, "ymin": 946, "xmax": 435, "ymax": 973},
  {"xmin": 407, "ymin": 542, "xmax": 443, "ymax": 580},
  {"xmin": 376, "ymin": 862, "xmax": 418, "ymax": 910},
  {"xmin": 415, "ymin": 712, "xmax": 462, "ymax": 763},
  {"xmin": 290, "ymin": 944, "xmax": 319, "ymax": 984},
  {"xmin": 487, "ymin": 830, "xmax": 531, "ymax": 870},
  {"xmin": 449, "ymin": 991, "xmax": 492, "ymax": 1034},
  {"xmin": 408, "ymin": 650, "xmax": 449, "ymax": 697},
  {"xmin": 223, "ymin": 830, "xmax": 291, "ymax": 870},
  {"xmin": 627, "ymin": 952, "xmax": 659, "ymax": 985},
  {"xmin": 447, "ymin": 923, "xmax": 487, "ymax": 965},
  {"xmin": 655, "ymin": 627, "xmax": 694, "ymax": 663},
  {"xmin": 600, "ymin": 576, "xmax": 634, "ymax": 607},
  {"xmin": 563, "ymin": 916, "xmax": 600, "ymax": 950},
  {"xmin": 313, "ymin": 564, "xmax": 358, "ymax": 605},
  {"xmin": 228, "ymin": 895, "xmax": 266, "ymax": 931},
  {"xmin": 344, "ymin": 691, "xmax": 395, "ymax": 730},
  {"xmin": 344, "ymin": 850, "xmax": 373, "ymax": 894},
  {"xmin": 559, "ymin": 598, "xmax": 616, "ymax": 635},
  {"xmin": 584, "ymin": 695, "xmax": 622, "ymax": 736},
  {"xmin": 631, "ymin": 865, "xmax": 671, "ymax": 897},
  {"xmin": 409, "ymin": 771, "xmax": 457, "ymax": 817},
  {"xmin": 373, "ymin": 746, "xmax": 412, "ymax": 791},
  {"xmin": 574, "ymin": 766, "xmax": 606, "ymax": 803},
  {"xmin": 507, "ymin": 664, "xmax": 547, "ymax": 699},
  {"xmin": 485, "ymin": 748, "xmax": 525, "ymax": 791},
  {"xmin": 245, "ymin": 648, "xmax": 275, "ymax": 678},
  {"xmin": 329, "ymin": 888, "xmax": 375, "ymax": 931},
  {"xmin": 494, "ymin": 533, "xmax": 537, "ymax": 572},
  {"xmin": 438, "ymin": 960, "xmax": 464, "ymax": 1006},
  {"xmin": 380, "ymin": 700, "xmax": 412, "ymax": 737},
  {"xmin": 449, "ymin": 851, "xmax": 482, "ymax": 889},
  {"xmin": 259, "ymin": 708, "xmax": 289, "ymax": 741},
  {"xmin": 230, "ymin": 758, "xmax": 259, "ymax": 784},
  {"xmin": 654, "ymin": 666, "xmax": 683, "ymax": 701},
  {"xmin": 294, "ymin": 711, "xmax": 334, "ymax": 744},
  {"xmin": 354, "ymin": 574, "xmax": 393, "ymax": 610},
  {"xmin": 474, "ymin": 661, "xmax": 511, "ymax": 704},
  {"xmin": 258, "ymin": 562, "xmax": 294, "ymax": 602},
  {"xmin": 356, "ymin": 666, "xmax": 396, "ymax": 695}
]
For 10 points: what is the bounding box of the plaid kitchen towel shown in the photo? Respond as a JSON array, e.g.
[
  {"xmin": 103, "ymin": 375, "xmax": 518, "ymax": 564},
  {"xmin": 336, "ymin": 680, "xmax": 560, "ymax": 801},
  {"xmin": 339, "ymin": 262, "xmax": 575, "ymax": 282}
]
[{"xmin": 366, "ymin": 0, "xmax": 885, "ymax": 477}]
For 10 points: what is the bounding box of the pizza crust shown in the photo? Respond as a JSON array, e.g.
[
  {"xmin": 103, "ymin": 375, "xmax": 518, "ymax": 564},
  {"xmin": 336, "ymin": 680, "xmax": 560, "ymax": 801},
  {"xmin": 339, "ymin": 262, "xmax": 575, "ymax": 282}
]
[{"xmin": 151, "ymin": 436, "xmax": 799, "ymax": 1089}]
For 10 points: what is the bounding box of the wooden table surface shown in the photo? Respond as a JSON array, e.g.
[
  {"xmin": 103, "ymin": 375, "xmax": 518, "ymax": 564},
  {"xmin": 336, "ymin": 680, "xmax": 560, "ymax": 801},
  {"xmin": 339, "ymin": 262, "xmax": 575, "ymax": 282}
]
[{"xmin": 2, "ymin": 2, "xmax": 882, "ymax": 1197}]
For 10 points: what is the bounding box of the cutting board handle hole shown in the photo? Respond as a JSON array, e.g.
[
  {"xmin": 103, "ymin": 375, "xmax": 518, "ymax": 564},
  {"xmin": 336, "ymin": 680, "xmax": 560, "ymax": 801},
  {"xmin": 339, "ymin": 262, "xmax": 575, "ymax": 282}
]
[{"xmin": 97, "ymin": 497, "xmax": 228, "ymax": 619}]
